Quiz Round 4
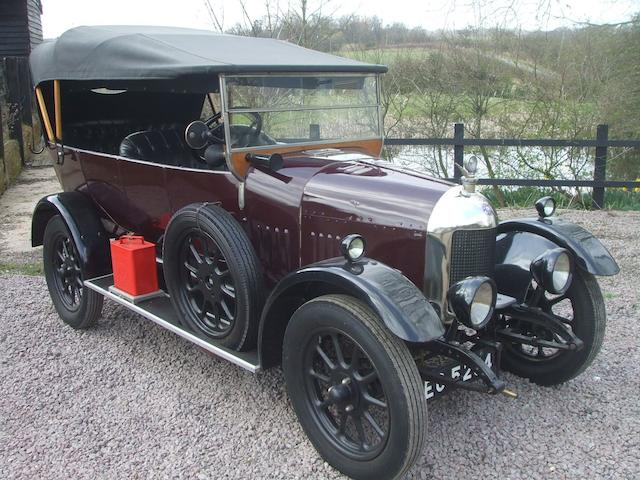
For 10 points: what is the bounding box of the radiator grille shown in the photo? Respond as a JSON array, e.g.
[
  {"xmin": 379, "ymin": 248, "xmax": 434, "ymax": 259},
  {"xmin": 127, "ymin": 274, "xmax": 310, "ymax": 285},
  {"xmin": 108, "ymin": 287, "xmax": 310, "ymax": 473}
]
[{"xmin": 449, "ymin": 228, "xmax": 496, "ymax": 284}]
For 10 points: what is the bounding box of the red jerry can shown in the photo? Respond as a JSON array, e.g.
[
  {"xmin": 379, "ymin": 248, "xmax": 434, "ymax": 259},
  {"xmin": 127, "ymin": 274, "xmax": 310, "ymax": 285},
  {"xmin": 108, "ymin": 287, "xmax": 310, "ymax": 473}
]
[{"xmin": 110, "ymin": 236, "xmax": 159, "ymax": 297}]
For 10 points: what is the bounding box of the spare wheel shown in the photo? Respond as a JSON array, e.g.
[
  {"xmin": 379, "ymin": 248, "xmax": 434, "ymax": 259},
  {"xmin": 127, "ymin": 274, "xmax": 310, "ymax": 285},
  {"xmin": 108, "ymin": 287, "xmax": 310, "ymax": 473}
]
[{"xmin": 163, "ymin": 203, "xmax": 263, "ymax": 351}]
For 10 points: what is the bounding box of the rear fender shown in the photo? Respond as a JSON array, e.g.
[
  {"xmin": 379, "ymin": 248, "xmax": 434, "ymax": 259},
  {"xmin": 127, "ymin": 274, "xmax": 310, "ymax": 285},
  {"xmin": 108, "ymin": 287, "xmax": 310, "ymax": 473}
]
[
  {"xmin": 258, "ymin": 257, "xmax": 444, "ymax": 368},
  {"xmin": 32, "ymin": 192, "xmax": 111, "ymax": 278},
  {"xmin": 496, "ymin": 217, "xmax": 619, "ymax": 302}
]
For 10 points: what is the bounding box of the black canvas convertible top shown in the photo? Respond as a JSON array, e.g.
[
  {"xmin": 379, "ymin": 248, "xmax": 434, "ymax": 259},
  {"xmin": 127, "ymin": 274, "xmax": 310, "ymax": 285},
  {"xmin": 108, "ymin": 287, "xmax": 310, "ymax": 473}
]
[{"xmin": 30, "ymin": 25, "xmax": 387, "ymax": 86}]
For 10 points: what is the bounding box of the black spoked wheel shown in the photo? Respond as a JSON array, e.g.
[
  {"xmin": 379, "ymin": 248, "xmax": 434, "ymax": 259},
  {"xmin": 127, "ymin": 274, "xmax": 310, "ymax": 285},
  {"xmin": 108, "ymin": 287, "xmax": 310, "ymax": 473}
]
[
  {"xmin": 52, "ymin": 233, "xmax": 83, "ymax": 310},
  {"xmin": 43, "ymin": 215, "xmax": 103, "ymax": 329},
  {"xmin": 304, "ymin": 330, "xmax": 390, "ymax": 460},
  {"xmin": 163, "ymin": 204, "xmax": 263, "ymax": 351},
  {"xmin": 501, "ymin": 268, "xmax": 606, "ymax": 385},
  {"xmin": 284, "ymin": 295, "xmax": 426, "ymax": 480},
  {"xmin": 178, "ymin": 230, "xmax": 236, "ymax": 338}
]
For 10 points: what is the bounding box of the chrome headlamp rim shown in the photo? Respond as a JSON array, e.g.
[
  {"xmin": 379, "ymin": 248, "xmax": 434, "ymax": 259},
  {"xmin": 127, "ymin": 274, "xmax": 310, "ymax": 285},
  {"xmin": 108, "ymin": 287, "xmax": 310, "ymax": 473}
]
[
  {"xmin": 340, "ymin": 234, "xmax": 366, "ymax": 262},
  {"xmin": 530, "ymin": 247, "xmax": 573, "ymax": 295},
  {"xmin": 535, "ymin": 196, "xmax": 556, "ymax": 218}
]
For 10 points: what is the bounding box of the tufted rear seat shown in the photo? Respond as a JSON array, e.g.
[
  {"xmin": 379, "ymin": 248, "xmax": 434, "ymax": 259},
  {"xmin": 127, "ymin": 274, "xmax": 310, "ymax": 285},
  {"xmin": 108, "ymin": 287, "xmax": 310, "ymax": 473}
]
[
  {"xmin": 64, "ymin": 120, "xmax": 185, "ymax": 155},
  {"xmin": 118, "ymin": 129, "xmax": 200, "ymax": 168}
]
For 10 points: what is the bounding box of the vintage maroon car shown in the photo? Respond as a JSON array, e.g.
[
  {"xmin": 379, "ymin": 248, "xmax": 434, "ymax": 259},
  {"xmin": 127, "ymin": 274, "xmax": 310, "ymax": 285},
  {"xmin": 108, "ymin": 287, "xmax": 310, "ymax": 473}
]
[{"xmin": 30, "ymin": 26, "xmax": 618, "ymax": 479}]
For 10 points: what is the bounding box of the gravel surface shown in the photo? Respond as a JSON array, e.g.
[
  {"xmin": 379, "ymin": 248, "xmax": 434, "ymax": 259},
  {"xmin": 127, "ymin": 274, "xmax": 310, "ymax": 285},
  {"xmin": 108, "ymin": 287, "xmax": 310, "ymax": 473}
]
[{"xmin": 1, "ymin": 206, "xmax": 639, "ymax": 479}]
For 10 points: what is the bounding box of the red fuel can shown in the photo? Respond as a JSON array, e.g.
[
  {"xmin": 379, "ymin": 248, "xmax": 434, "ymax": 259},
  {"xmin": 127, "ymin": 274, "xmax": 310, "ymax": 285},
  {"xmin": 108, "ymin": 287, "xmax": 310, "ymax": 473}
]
[{"xmin": 110, "ymin": 236, "xmax": 159, "ymax": 297}]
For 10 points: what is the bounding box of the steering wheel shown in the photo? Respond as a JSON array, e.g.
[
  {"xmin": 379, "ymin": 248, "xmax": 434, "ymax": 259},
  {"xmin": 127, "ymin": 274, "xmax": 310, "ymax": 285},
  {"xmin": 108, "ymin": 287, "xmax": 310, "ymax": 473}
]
[
  {"xmin": 185, "ymin": 110, "xmax": 271, "ymax": 154},
  {"xmin": 232, "ymin": 112, "xmax": 263, "ymax": 148},
  {"xmin": 204, "ymin": 111, "xmax": 224, "ymax": 143}
]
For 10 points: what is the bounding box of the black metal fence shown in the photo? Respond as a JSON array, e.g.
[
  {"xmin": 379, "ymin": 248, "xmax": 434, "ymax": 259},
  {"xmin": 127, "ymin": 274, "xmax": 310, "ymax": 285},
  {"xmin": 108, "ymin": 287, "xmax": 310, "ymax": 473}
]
[{"xmin": 387, "ymin": 123, "xmax": 640, "ymax": 209}]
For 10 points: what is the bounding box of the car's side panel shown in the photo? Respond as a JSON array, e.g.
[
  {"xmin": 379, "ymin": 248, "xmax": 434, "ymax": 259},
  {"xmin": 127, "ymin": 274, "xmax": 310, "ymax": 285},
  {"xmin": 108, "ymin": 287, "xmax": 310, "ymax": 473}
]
[
  {"xmin": 75, "ymin": 149, "xmax": 135, "ymax": 232},
  {"xmin": 300, "ymin": 161, "xmax": 449, "ymax": 288},
  {"xmin": 119, "ymin": 160, "xmax": 172, "ymax": 242},
  {"xmin": 244, "ymin": 157, "xmax": 337, "ymax": 287},
  {"xmin": 50, "ymin": 148, "xmax": 84, "ymax": 192},
  {"xmin": 165, "ymin": 168, "xmax": 241, "ymax": 217}
]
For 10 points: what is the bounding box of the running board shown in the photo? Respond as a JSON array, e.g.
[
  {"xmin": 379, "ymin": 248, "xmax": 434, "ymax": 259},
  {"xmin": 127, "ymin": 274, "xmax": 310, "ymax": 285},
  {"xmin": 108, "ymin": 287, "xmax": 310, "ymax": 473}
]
[{"xmin": 84, "ymin": 274, "xmax": 261, "ymax": 373}]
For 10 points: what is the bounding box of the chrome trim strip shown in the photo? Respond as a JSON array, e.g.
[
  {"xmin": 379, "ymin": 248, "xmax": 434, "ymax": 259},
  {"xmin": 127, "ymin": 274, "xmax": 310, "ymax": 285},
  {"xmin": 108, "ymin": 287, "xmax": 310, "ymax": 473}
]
[
  {"xmin": 227, "ymin": 104, "xmax": 379, "ymax": 114},
  {"xmin": 219, "ymin": 74, "xmax": 236, "ymax": 177},
  {"xmin": 67, "ymin": 146, "xmax": 233, "ymax": 175},
  {"xmin": 225, "ymin": 72, "xmax": 377, "ymax": 78},
  {"xmin": 376, "ymin": 73, "xmax": 384, "ymax": 141},
  {"xmin": 84, "ymin": 275, "xmax": 261, "ymax": 373}
]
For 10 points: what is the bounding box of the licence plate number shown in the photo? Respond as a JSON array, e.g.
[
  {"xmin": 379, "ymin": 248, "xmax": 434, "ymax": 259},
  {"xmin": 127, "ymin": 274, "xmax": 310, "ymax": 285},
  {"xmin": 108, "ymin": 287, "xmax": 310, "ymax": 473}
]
[{"xmin": 424, "ymin": 350, "xmax": 494, "ymax": 400}]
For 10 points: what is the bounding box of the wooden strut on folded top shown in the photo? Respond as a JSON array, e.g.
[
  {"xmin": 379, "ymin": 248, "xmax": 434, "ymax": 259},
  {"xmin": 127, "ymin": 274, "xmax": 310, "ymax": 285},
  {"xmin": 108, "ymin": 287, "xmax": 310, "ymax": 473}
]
[
  {"xmin": 54, "ymin": 80, "xmax": 62, "ymax": 141},
  {"xmin": 35, "ymin": 86, "xmax": 54, "ymax": 142}
]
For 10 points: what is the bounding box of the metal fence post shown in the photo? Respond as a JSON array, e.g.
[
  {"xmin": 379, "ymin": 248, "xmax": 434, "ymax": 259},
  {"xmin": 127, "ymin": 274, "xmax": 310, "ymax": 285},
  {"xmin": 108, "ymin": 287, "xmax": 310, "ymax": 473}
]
[
  {"xmin": 592, "ymin": 124, "xmax": 608, "ymax": 210},
  {"xmin": 453, "ymin": 123, "xmax": 464, "ymax": 183}
]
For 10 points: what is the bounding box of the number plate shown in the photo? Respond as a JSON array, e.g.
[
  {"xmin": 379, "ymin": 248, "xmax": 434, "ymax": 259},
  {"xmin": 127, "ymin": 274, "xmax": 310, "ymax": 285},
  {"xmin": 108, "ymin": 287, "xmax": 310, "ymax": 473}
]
[{"xmin": 424, "ymin": 349, "xmax": 496, "ymax": 400}]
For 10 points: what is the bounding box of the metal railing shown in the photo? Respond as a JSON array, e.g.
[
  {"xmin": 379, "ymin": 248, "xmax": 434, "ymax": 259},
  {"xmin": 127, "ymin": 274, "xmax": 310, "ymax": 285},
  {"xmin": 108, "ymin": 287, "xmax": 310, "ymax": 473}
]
[{"xmin": 386, "ymin": 123, "xmax": 640, "ymax": 209}]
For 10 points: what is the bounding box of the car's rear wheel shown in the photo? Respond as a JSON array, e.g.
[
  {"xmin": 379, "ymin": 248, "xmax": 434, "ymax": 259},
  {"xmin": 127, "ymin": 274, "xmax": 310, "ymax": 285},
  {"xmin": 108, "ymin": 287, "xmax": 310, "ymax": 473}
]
[
  {"xmin": 500, "ymin": 268, "xmax": 606, "ymax": 385},
  {"xmin": 283, "ymin": 294, "xmax": 426, "ymax": 480},
  {"xmin": 43, "ymin": 215, "xmax": 103, "ymax": 328},
  {"xmin": 163, "ymin": 204, "xmax": 263, "ymax": 351}
]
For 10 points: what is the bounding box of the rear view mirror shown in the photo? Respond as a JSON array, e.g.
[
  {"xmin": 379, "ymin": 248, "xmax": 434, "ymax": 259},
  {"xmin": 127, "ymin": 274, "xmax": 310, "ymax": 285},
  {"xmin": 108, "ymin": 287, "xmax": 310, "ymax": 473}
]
[{"xmin": 185, "ymin": 121, "xmax": 209, "ymax": 149}]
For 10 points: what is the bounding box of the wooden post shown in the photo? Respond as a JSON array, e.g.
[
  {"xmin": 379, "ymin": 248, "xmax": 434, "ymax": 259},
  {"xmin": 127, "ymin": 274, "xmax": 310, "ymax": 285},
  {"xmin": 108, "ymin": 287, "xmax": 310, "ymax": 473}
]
[
  {"xmin": 592, "ymin": 124, "xmax": 608, "ymax": 210},
  {"xmin": 453, "ymin": 123, "xmax": 464, "ymax": 183},
  {"xmin": 35, "ymin": 87, "xmax": 54, "ymax": 142},
  {"xmin": 54, "ymin": 80, "xmax": 62, "ymax": 140}
]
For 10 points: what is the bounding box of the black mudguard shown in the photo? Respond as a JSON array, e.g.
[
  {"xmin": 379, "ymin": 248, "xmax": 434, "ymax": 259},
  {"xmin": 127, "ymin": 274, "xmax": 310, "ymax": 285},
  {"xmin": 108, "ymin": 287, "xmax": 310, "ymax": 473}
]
[
  {"xmin": 496, "ymin": 217, "xmax": 619, "ymax": 302},
  {"xmin": 258, "ymin": 257, "xmax": 445, "ymax": 368},
  {"xmin": 32, "ymin": 192, "xmax": 111, "ymax": 278}
]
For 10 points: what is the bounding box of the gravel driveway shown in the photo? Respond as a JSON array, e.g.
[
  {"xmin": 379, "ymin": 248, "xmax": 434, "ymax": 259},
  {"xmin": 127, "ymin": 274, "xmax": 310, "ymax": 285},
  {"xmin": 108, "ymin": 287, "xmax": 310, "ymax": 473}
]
[{"xmin": 0, "ymin": 176, "xmax": 638, "ymax": 478}]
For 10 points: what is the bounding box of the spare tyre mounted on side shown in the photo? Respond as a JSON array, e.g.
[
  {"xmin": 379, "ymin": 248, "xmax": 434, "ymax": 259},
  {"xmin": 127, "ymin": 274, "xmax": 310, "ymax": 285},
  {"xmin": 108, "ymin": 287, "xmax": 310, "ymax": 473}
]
[{"xmin": 163, "ymin": 203, "xmax": 263, "ymax": 351}]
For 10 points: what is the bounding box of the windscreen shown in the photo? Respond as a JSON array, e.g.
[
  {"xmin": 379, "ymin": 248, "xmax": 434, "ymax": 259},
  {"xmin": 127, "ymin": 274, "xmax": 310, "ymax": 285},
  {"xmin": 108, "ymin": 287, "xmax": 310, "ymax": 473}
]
[{"xmin": 224, "ymin": 75, "xmax": 380, "ymax": 148}]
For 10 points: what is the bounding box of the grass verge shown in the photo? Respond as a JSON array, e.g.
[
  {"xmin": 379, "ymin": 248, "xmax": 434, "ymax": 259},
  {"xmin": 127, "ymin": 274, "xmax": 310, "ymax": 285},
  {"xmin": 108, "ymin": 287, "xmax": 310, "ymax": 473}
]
[
  {"xmin": 0, "ymin": 262, "xmax": 44, "ymax": 276},
  {"xmin": 483, "ymin": 187, "xmax": 640, "ymax": 210}
]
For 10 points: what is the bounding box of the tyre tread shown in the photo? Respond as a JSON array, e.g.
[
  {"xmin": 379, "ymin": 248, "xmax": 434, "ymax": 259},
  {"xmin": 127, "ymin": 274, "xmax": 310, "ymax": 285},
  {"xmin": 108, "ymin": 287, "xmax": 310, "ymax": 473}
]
[{"xmin": 303, "ymin": 294, "xmax": 427, "ymax": 479}]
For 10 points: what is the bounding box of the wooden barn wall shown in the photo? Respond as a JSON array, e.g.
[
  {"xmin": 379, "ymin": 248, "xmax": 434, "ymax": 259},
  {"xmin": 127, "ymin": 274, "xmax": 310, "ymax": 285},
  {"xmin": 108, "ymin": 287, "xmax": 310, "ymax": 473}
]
[
  {"xmin": 27, "ymin": 0, "xmax": 43, "ymax": 51},
  {"xmin": 0, "ymin": 0, "xmax": 42, "ymax": 57}
]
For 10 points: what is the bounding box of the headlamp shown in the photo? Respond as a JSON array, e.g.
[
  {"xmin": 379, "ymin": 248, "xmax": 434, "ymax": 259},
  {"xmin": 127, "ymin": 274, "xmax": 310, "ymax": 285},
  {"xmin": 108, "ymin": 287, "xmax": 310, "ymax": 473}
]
[
  {"xmin": 447, "ymin": 276, "xmax": 497, "ymax": 329},
  {"xmin": 530, "ymin": 248, "xmax": 573, "ymax": 294},
  {"xmin": 535, "ymin": 196, "xmax": 556, "ymax": 218},
  {"xmin": 340, "ymin": 234, "xmax": 366, "ymax": 262}
]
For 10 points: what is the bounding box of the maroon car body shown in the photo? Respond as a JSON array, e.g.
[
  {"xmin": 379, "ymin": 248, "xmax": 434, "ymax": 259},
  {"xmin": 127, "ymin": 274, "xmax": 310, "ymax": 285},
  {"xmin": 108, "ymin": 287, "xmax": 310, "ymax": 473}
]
[
  {"xmin": 29, "ymin": 26, "xmax": 619, "ymax": 480},
  {"xmin": 54, "ymin": 147, "xmax": 449, "ymax": 289}
]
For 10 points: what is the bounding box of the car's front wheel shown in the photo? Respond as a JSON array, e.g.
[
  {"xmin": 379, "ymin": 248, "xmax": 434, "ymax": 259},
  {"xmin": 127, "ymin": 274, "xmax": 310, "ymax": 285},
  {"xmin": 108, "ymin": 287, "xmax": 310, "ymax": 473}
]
[
  {"xmin": 500, "ymin": 268, "xmax": 606, "ymax": 385},
  {"xmin": 43, "ymin": 215, "xmax": 103, "ymax": 328},
  {"xmin": 283, "ymin": 294, "xmax": 426, "ymax": 480}
]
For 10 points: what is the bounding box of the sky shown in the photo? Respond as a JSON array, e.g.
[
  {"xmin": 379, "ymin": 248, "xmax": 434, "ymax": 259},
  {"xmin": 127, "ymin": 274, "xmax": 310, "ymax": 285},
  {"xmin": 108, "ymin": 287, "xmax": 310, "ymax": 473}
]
[{"xmin": 42, "ymin": 0, "xmax": 639, "ymax": 38}]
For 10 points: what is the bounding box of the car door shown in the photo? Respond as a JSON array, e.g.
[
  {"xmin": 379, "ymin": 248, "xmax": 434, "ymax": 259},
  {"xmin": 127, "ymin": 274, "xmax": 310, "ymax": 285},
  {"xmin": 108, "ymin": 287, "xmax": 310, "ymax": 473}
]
[{"xmin": 119, "ymin": 159, "xmax": 172, "ymax": 243}]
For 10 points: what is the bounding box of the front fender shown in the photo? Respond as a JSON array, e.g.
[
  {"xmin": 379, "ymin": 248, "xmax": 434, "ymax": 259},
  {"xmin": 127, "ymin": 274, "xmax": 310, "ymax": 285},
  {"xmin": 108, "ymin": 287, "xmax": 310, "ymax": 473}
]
[
  {"xmin": 496, "ymin": 217, "xmax": 619, "ymax": 301},
  {"xmin": 258, "ymin": 257, "xmax": 444, "ymax": 368},
  {"xmin": 32, "ymin": 192, "xmax": 111, "ymax": 278}
]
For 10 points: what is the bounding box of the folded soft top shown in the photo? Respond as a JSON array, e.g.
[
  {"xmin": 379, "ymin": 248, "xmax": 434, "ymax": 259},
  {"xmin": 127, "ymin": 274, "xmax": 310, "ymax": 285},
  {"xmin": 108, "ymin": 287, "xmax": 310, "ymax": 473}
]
[{"xmin": 30, "ymin": 25, "xmax": 387, "ymax": 86}]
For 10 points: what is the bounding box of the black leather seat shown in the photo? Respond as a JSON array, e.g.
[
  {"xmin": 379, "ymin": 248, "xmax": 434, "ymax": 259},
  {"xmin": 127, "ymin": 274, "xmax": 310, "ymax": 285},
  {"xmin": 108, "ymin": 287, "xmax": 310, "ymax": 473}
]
[{"xmin": 119, "ymin": 129, "xmax": 199, "ymax": 168}]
